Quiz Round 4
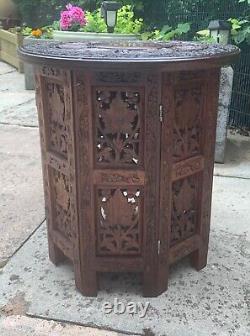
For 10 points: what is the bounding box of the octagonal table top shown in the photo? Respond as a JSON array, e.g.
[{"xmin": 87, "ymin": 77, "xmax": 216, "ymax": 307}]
[{"xmin": 19, "ymin": 40, "xmax": 240, "ymax": 71}]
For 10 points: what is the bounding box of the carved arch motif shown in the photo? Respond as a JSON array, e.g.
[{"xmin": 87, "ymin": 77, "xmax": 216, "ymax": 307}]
[
  {"xmin": 96, "ymin": 188, "xmax": 142, "ymax": 256},
  {"xmin": 171, "ymin": 175, "xmax": 199, "ymax": 246},
  {"xmin": 94, "ymin": 88, "xmax": 144, "ymax": 167},
  {"xmin": 173, "ymin": 86, "xmax": 203, "ymax": 162}
]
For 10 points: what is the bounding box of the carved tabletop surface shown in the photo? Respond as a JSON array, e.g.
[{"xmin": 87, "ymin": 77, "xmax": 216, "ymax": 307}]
[{"xmin": 19, "ymin": 40, "xmax": 240, "ymax": 67}]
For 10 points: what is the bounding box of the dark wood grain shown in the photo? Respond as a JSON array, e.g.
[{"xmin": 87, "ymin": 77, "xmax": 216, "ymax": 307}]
[
  {"xmin": 30, "ymin": 42, "xmax": 238, "ymax": 297},
  {"xmin": 191, "ymin": 69, "xmax": 221, "ymax": 270}
]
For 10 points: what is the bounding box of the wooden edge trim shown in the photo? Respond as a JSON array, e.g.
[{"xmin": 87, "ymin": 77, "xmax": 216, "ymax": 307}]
[
  {"xmin": 169, "ymin": 234, "xmax": 200, "ymax": 264},
  {"xmin": 95, "ymin": 257, "xmax": 143, "ymax": 272}
]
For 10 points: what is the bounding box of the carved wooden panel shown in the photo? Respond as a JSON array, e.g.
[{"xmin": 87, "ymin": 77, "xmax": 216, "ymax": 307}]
[
  {"xmin": 96, "ymin": 187, "xmax": 142, "ymax": 256},
  {"xmin": 169, "ymin": 76, "xmax": 206, "ymax": 250},
  {"xmin": 73, "ymin": 70, "xmax": 98, "ymax": 294},
  {"xmin": 173, "ymin": 84, "xmax": 204, "ymax": 162},
  {"xmin": 94, "ymin": 88, "xmax": 144, "ymax": 167},
  {"xmin": 44, "ymin": 80, "xmax": 68, "ymax": 158},
  {"xmin": 34, "ymin": 62, "xmax": 222, "ymax": 298},
  {"xmin": 35, "ymin": 66, "xmax": 78, "ymax": 262},
  {"xmin": 171, "ymin": 175, "xmax": 199, "ymax": 247},
  {"xmin": 35, "ymin": 69, "xmax": 50, "ymax": 226},
  {"xmin": 143, "ymin": 73, "xmax": 162, "ymax": 296},
  {"xmin": 50, "ymin": 168, "xmax": 75, "ymax": 240},
  {"xmin": 191, "ymin": 69, "xmax": 221, "ymax": 270}
]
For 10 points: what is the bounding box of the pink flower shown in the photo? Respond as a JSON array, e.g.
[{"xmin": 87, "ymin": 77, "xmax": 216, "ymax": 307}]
[
  {"xmin": 60, "ymin": 3, "xmax": 87, "ymax": 31},
  {"xmin": 60, "ymin": 11, "xmax": 71, "ymax": 30}
]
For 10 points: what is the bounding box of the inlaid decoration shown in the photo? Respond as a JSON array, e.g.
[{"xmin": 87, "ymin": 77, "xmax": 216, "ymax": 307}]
[
  {"xmin": 171, "ymin": 175, "xmax": 199, "ymax": 246},
  {"xmin": 173, "ymin": 86, "xmax": 203, "ymax": 162},
  {"xmin": 94, "ymin": 89, "xmax": 143, "ymax": 167},
  {"xmin": 96, "ymin": 188, "xmax": 142, "ymax": 255}
]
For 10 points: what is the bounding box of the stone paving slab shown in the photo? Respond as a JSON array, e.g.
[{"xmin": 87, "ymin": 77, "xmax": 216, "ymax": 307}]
[
  {"xmin": 0, "ymin": 125, "xmax": 44, "ymax": 266},
  {"xmin": 0, "ymin": 176, "xmax": 249, "ymax": 336},
  {"xmin": 212, "ymin": 175, "xmax": 250, "ymax": 237},
  {"xmin": 0, "ymin": 95, "xmax": 38, "ymax": 127},
  {"xmin": 214, "ymin": 132, "xmax": 250, "ymax": 179},
  {"xmin": 0, "ymin": 316, "xmax": 122, "ymax": 336},
  {"xmin": 0, "ymin": 71, "xmax": 27, "ymax": 92},
  {"xmin": 0, "ymin": 93, "xmax": 34, "ymax": 109},
  {"xmin": 0, "ymin": 62, "xmax": 16, "ymax": 76}
]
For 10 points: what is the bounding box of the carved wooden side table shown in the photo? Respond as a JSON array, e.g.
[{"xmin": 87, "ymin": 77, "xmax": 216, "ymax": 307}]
[{"xmin": 19, "ymin": 41, "xmax": 239, "ymax": 297}]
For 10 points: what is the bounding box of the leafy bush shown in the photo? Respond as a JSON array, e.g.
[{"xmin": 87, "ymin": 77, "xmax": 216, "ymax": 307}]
[
  {"xmin": 80, "ymin": 9, "xmax": 107, "ymax": 33},
  {"xmin": 229, "ymin": 1, "xmax": 250, "ymax": 46},
  {"xmin": 228, "ymin": 18, "xmax": 250, "ymax": 45},
  {"xmin": 66, "ymin": 5, "xmax": 143, "ymax": 34},
  {"xmin": 115, "ymin": 5, "xmax": 143, "ymax": 34},
  {"xmin": 13, "ymin": 0, "xmax": 101, "ymax": 27},
  {"xmin": 194, "ymin": 0, "xmax": 250, "ymax": 46},
  {"xmin": 142, "ymin": 23, "xmax": 191, "ymax": 41},
  {"xmin": 22, "ymin": 26, "xmax": 53, "ymax": 39},
  {"xmin": 194, "ymin": 29, "xmax": 215, "ymax": 43},
  {"xmin": 14, "ymin": 0, "xmax": 249, "ymax": 33}
]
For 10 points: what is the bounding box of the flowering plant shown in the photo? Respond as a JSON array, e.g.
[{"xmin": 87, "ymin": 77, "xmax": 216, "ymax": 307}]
[
  {"xmin": 21, "ymin": 26, "xmax": 53, "ymax": 39},
  {"xmin": 60, "ymin": 4, "xmax": 87, "ymax": 31},
  {"xmin": 31, "ymin": 28, "xmax": 43, "ymax": 38}
]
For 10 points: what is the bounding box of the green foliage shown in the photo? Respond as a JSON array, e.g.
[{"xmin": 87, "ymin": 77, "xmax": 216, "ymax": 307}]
[
  {"xmin": 192, "ymin": 0, "xmax": 250, "ymax": 46},
  {"xmin": 141, "ymin": 23, "xmax": 190, "ymax": 41},
  {"xmin": 194, "ymin": 29, "xmax": 215, "ymax": 43},
  {"xmin": 13, "ymin": 1, "xmax": 101, "ymax": 27},
  {"xmin": 13, "ymin": 1, "xmax": 143, "ymax": 34},
  {"xmin": 115, "ymin": 5, "xmax": 143, "ymax": 34},
  {"xmin": 21, "ymin": 26, "xmax": 32, "ymax": 36},
  {"xmin": 13, "ymin": 0, "xmax": 144, "ymax": 27},
  {"xmin": 51, "ymin": 21, "xmax": 60, "ymax": 31},
  {"xmin": 21, "ymin": 26, "xmax": 53, "ymax": 39},
  {"xmin": 80, "ymin": 5, "xmax": 143, "ymax": 34},
  {"xmin": 13, "ymin": 0, "xmax": 250, "ymax": 44},
  {"xmin": 229, "ymin": 18, "xmax": 250, "ymax": 45},
  {"xmin": 228, "ymin": 0, "xmax": 250, "ymax": 46},
  {"xmin": 14, "ymin": 0, "xmax": 249, "ymax": 34},
  {"xmin": 80, "ymin": 10, "xmax": 106, "ymax": 33}
]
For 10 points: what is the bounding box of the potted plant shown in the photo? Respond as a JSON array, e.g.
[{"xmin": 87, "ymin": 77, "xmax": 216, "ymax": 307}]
[{"xmin": 53, "ymin": 3, "xmax": 143, "ymax": 42}]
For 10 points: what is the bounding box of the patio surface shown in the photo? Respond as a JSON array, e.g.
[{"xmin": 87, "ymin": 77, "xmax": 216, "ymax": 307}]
[{"xmin": 0, "ymin": 61, "xmax": 249, "ymax": 336}]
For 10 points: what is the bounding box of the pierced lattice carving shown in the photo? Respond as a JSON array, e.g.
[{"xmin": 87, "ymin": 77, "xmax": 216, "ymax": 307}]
[
  {"xmin": 45, "ymin": 81, "xmax": 68, "ymax": 158},
  {"xmin": 52, "ymin": 169, "xmax": 75, "ymax": 240},
  {"xmin": 171, "ymin": 176, "xmax": 198, "ymax": 246},
  {"xmin": 173, "ymin": 86, "xmax": 203, "ymax": 162},
  {"xmin": 96, "ymin": 188, "xmax": 142, "ymax": 256},
  {"xmin": 94, "ymin": 89, "xmax": 143, "ymax": 167}
]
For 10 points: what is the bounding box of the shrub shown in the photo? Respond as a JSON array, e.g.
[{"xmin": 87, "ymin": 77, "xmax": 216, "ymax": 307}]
[
  {"xmin": 13, "ymin": 0, "xmax": 160, "ymax": 27},
  {"xmin": 13, "ymin": 0, "xmax": 101, "ymax": 27},
  {"xmin": 53, "ymin": 4, "xmax": 143, "ymax": 34}
]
